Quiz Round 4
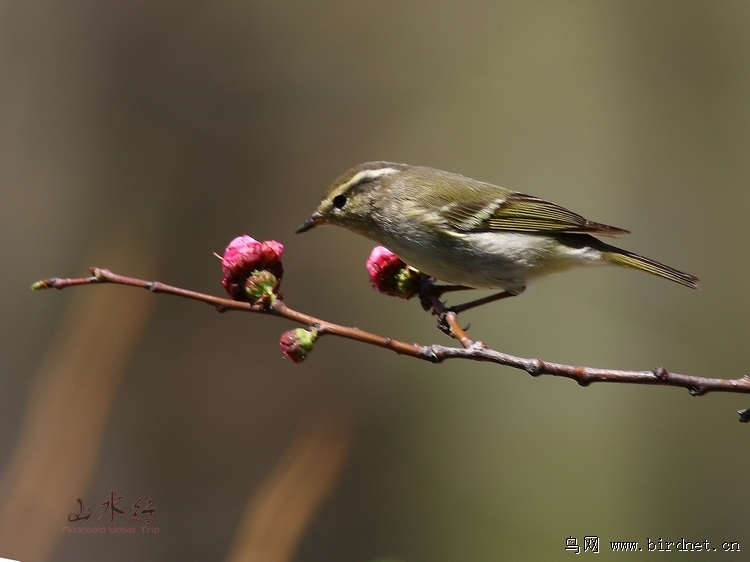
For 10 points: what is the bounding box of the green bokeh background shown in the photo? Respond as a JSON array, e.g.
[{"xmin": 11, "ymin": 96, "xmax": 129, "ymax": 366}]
[{"xmin": 2, "ymin": 1, "xmax": 749, "ymax": 560}]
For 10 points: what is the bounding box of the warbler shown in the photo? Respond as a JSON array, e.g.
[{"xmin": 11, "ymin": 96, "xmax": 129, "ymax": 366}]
[{"xmin": 296, "ymin": 162, "xmax": 699, "ymax": 294}]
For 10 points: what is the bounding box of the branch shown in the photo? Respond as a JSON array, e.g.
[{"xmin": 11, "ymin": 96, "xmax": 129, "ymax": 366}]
[{"xmin": 33, "ymin": 267, "xmax": 750, "ymax": 423}]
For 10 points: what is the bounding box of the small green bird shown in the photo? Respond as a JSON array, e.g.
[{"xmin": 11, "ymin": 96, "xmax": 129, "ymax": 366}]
[{"xmin": 297, "ymin": 162, "xmax": 699, "ymax": 294}]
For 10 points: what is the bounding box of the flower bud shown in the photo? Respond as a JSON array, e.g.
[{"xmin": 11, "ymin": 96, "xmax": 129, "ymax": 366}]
[
  {"xmin": 244, "ymin": 270, "xmax": 278, "ymax": 304},
  {"xmin": 221, "ymin": 235, "xmax": 284, "ymax": 302},
  {"xmin": 279, "ymin": 328, "xmax": 317, "ymax": 363},
  {"xmin": 366, "ymin": 246, "xmax": 427, "ymax": 299}
]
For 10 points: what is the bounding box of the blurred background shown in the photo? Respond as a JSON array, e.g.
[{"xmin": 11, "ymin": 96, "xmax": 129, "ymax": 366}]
[{"xmin": 1, "ymin": 1, "xmax": 749, "ymax": 560}]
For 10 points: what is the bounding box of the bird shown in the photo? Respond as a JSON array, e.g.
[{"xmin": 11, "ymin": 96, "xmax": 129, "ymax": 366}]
[{"xmin": 296, "ymin": 162, "xmax": 699, "ymax": 296}]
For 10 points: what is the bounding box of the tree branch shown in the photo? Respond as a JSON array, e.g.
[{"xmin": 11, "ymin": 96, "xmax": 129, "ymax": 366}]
[{"xmin": 33, "ymin": 267, "xmax": 750, "ymax": 421}]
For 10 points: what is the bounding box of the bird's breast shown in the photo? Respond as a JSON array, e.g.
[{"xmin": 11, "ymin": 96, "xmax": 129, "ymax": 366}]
[{"xmin": 379, "ymin": 228, "xmax": 597, "ymax": 290}]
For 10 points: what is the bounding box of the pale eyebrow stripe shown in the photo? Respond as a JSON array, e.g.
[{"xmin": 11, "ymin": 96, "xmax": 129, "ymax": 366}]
[{"xmin": 339, "ymin": 167, "xmax": 399, "ymax": 191}]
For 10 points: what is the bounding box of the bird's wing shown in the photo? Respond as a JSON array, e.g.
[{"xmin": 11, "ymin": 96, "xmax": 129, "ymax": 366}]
[{"xmin": 439, "ymin": 193, "xmax": 629, "ymax": 237}]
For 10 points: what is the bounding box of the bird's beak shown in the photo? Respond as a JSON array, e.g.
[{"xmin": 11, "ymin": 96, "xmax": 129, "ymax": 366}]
[{"xmin": 295, "ymin": 211, "xmax": 324, "ymax": 233}]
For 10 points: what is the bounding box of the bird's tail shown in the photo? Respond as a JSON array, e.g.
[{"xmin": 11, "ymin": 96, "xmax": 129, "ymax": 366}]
[{"xmin": 600, "ymin": 244, "xmax": 700, "ymax": 290}]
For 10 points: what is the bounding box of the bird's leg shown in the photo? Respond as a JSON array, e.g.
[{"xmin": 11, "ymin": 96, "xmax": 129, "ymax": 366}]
[
  {"xmin": 447, "ymin": 287, "xmax": 525, "ymax": 314},
  {"xmin": 418, "ymin": 283, "xmax": 474, "ymax": 311},
  {"xmin": 424, "ymin": 284, "xmax": 525, "ymax": 340}
]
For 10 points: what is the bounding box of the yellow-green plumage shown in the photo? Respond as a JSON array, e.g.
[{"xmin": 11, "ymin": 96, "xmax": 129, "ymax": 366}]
[{"xmin": 297, "ymin": 162, "xmax": 700, "ymax": 292}]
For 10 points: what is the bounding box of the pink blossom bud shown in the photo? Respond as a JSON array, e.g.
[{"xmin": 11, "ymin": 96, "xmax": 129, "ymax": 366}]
[
  {"xmin": 365, "ymin": 246, "xmax": 427, "ymax": 299},
  {"xmin": 279, "ymin": 328, "xmax": 317, "ymax": 363},
  {"xmin": 221, "ymin": 235, "xmax": 284, "ymax": 301}
]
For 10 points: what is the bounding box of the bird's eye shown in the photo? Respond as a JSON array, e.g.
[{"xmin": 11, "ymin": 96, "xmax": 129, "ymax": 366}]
[{"xmin": 333, "ymin": 194, "xmax": 347, "ymax": 209}]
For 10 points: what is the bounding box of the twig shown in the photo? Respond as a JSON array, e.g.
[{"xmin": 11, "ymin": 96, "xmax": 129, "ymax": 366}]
[{"xmin": 33, "ymin": 268, "xmax": 750, "ymax": 420}]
